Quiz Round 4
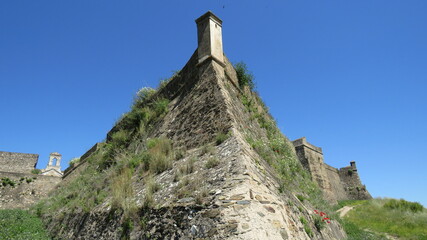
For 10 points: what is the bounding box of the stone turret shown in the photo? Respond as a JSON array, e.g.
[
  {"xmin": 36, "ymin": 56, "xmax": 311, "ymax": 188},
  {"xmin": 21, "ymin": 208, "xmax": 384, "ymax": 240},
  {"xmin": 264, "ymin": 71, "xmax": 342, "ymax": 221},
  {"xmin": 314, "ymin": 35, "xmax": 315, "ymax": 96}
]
[
  {"xmin": 292, "ymin": 137, "xmax": 371, "ymax": 202},
  {"xmin": 195, "ymin": 11, "xmax": 224, "ymax": 67},
  {"xmin": 41, "ymin": 152, "xmax": 63, "ymax": 177}
]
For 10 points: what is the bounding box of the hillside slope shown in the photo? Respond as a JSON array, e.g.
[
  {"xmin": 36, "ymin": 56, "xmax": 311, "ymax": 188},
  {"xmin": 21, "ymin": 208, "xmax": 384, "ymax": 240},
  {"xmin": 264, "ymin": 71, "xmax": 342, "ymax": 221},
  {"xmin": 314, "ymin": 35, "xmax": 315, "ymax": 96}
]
[{"xmin": 340, "ymin": 199, "xmax": 427, "ymax": 240}]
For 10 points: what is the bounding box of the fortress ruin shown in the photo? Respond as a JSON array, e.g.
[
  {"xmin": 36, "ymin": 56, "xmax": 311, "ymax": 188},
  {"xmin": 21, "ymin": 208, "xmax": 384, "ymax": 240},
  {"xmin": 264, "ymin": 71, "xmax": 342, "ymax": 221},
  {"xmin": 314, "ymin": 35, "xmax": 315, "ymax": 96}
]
[
  {"xmin": 292, "ymin": 137, "xmax": 371, "ymax": 203},
  {"xmin": 0, "ymin": 151, "xmax": 62, "ymax": 209}
]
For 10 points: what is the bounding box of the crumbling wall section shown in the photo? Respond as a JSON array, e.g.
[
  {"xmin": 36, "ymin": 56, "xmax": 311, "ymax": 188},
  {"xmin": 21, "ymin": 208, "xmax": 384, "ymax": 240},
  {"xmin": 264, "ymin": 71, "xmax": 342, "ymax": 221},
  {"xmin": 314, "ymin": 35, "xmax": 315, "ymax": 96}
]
[{"xmin": 0, "ymin": 151, "xmax": 38, "ymax": 174}]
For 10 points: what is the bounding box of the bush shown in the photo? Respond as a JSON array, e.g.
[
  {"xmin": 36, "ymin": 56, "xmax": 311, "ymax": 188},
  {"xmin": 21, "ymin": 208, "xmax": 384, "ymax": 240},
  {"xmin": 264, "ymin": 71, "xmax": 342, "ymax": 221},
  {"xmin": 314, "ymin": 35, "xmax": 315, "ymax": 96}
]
[
  {"xmin": 314, "ymin": 215, "xmax": 326, "ymax": 231},
  {"xmin": 153, "ymin": 98, "xmax": 169, "ymax": 117},
  {"xmin": 111, "ymin": 130, "xmax": 130, "ymax": 148},
  {"xmin": 215, "ymin": 132, "xmax": 229, "ymax": 146},
  {"xmin": 147, "ymin": 138, "xmax": 174, "ymax": 174},
  {"xmin": 296, "ymin": 194, "xmax": 305, "ymax": 202},
  {"xmin": 31, "ymin": 169, "xmax": 41, "ymax": 175},
  {"xmin": 179, "ymin": 157, "xmax": 195, "ymax": 175},
  {"xmin": 1, "ymin": 178, "xmax": 15, "ymax": 187},
  {"xmin": 383, "ymin": 199, "xmax": 424, "ymax": 213},
  {"xmin": 205, "ymin": 157, "xmax": 219, "ymax": 169},
  {"xmin": 234, "ymin": 62, "xmax": 255, "ymax": 90},
  {"xmin": 149, "ymin": 153, "xmax": 172, "ymax": 174},
  {"xmin": 134, "ymin": 87, "xmax": 156, "ymax": 105},
  {"xmin": 300, "ymin": 216, "xmax": 307, "ymax": 224}
]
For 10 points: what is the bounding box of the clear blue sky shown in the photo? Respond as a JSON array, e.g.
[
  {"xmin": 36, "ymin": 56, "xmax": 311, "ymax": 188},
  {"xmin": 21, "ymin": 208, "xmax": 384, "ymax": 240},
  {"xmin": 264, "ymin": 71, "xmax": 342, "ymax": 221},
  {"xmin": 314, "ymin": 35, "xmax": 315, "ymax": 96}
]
[{"xmin": 1, "ymin": 1, "xmax": 426, "ymax": 207}]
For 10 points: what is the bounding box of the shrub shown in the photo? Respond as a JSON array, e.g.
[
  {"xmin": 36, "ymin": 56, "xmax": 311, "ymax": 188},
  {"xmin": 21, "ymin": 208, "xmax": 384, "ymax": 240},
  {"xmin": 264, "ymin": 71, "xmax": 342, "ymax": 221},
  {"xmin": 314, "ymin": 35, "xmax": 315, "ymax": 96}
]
[
  {"xmin": 147, "ymin": 138, "xmax": 174, "ymax": 174},
  {"xmin": 1, "ymin": 178, "xmax": 15, "ymax": 187},
  {"xmin": 296, "ymin": 194, "xmax": 305, "ymax": 202},
  {"xmin": 145, "ymin": 175, "xmax": 160, "ymax": 194},
  {"xmin": 383, "ymin": 199, "xmax": 424, "ymax": 213},
  {"xmin": 128, "ymin": 154, "xmax": 142, "ymax": 170},
  {"xmin": 175, "ymin": 149, "xmax": 185, "ymax": 160},
  {"xmin": 200, "ymin": 144, "xmax": 215, "ymax": 155},
  {"xmin": 111, "ymin": 130, "xmax": 130, "ymax": 148},
  {"xmin": 234, "ymin": 62, "xmax": 255, "ymax": 90},
  {"xmin": 31, "ymin": 169, "xmax": 41, "ymax": 175},
  {"xmin": 179, "ymin": 157, "xmax": 195, "ymax": 175},
  {"xmin": 147, "ymin": 138, "xmax": 173, "ymax": 156},
  {"xmin": 304, "ymin": 225, "xmax": 313, "ymax": 237},
  {"xmin": 300, "ymin": 216, "xmax": 307, "ymax": 224},
  {"xmin": 348, "ymin": 169, "xmax": 353, "ymax": 175},
  {"xmin": 149, "ymin": 153, "xmax": 172, "ymax": 174},
  {"xmin": 314, "ymin": 215, "xmax": 326, "ymax": 231},
  {"xmin": 134, "ymin": 87, "xmax": 156, "ymax": 105},
  {"xmin": 153, "ymin": 98, "xmax": 169, "ymax": 117},
  {"xmin": 205, "ymin": 157, "xmax": 219, "ymax": 169},
  {"xmin": 215, "ymin": 132, "xmax": 229, "ymax": 145}
]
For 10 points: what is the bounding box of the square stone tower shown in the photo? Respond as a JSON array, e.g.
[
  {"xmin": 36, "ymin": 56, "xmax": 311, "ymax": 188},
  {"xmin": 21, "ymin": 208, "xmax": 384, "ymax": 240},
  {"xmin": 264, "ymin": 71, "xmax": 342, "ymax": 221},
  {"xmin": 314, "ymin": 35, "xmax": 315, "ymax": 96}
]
[{"xmin": 195, "ymin": 11, "xmax": 225, "ymax": 67}]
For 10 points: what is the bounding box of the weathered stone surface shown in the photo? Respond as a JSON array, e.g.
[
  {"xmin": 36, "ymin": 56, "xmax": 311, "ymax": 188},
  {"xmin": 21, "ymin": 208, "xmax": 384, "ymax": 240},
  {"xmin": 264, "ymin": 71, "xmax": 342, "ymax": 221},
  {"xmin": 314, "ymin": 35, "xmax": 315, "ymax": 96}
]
[
  {"xmin": 38, "ymin": 11, "xmax": 352, "ymax": 240},
  {"xmin": 293, "ymin": 137, "xmax": 372, "ymax": 202},
  {"xmin": 0, "ymin": 171, "xmax": 60, "ymax": 209},
  {"xmin": 0, "ymin": 151, "xmax": 38, "ymax": 174},
  {"xmin": 0, "ymin": 151, "xmax": 62, "ymax": 209}
]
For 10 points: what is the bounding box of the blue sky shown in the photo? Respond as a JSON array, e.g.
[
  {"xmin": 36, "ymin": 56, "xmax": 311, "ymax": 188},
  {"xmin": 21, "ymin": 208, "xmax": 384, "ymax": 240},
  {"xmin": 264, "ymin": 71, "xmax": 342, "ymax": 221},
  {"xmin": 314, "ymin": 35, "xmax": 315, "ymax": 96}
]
[{"xmin": 1, "ymin": 1, "xmax": 426, "ymax": 207}]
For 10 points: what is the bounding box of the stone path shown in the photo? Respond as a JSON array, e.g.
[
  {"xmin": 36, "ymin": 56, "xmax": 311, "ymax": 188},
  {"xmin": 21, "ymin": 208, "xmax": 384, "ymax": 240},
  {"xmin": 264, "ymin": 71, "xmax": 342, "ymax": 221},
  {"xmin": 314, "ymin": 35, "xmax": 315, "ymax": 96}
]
[{"xmin": 336, "ymin": 206, "xmax": 354, "ymax": 217}]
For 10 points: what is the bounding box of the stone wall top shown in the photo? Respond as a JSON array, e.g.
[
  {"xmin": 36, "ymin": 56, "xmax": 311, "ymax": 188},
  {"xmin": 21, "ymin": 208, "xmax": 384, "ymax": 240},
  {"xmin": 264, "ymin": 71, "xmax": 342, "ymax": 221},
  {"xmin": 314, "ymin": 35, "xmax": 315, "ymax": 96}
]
[
  {"xmin": 0, "ymin": 151, "xmax": 38, "ymax": 174},
  {"xmin": 292, "ymin": 137, "xmax": 323, "ymax": 154}
]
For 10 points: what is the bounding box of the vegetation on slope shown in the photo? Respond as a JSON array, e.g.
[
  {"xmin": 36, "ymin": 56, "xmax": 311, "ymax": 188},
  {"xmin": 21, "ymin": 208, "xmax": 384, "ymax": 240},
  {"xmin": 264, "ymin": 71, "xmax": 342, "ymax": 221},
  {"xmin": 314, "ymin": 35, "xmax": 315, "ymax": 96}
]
[
  {"xmin": 32, "ymin": 75, "xmax": 178, "ymax": 237},
  {"xmin": 0, "ymin": 209, "xmax": 50, "ymax": 240},
  {"xmin": 342, "ymin": 198, "xmax": 427, "ymax": 240},
  {"xmin": 234, "ymin": 62, "xmax": 333, "ymax": 215}
]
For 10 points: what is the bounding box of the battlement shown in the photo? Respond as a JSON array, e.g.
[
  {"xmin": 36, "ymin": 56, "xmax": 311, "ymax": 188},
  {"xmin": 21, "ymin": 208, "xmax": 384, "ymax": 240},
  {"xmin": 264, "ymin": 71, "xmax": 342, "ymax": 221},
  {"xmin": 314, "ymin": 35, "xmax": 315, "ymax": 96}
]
[{"xmin": 0, "ymin": 151, "xmax": 38, "ymax": 174}]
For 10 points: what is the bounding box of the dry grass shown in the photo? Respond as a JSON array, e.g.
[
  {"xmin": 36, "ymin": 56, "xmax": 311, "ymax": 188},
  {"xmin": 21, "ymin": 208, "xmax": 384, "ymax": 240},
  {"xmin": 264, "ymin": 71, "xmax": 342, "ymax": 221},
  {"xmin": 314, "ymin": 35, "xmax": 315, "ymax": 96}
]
[{"xmin": 111, "ymin": 167, "xmax": 136, "ymax": 217}]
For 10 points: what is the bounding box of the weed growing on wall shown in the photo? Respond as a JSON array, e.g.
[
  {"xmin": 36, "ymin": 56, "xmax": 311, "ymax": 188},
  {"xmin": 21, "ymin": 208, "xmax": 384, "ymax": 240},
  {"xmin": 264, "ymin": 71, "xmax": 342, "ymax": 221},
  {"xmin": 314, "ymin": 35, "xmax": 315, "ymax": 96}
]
[
  {"xmin": 32, "ymin": 76, "xmax": 176, "ymax": 230},
  {"xmin": 236, "ymin": 65, "xmax": 333, "ymax": 213},
  {"xmin": 234, "ymin": 62, "xmax": 255, "ymax": 90}
]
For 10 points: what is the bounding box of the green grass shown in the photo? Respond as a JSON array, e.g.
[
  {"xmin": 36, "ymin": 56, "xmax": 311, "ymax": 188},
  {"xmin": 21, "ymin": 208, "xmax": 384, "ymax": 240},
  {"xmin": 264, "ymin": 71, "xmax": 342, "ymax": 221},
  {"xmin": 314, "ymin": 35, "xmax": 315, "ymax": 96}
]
[
  {"xmin": 0, "ymin": 209, "xmax": 50, "ymax": 240},
  {"xmin": 341, "ymin": 219, "xmax": 388, "ymax": 240},
  {"xmin": 32, "ymin": 91, "xmax": 173, "ymax": 223},
  {"xmin": 215, "ymin": 132, "xmax": 229, "ymax": 145},
  {"xmin": 343, "ymin": 198, "xmax": 427, "ymax": 239}
]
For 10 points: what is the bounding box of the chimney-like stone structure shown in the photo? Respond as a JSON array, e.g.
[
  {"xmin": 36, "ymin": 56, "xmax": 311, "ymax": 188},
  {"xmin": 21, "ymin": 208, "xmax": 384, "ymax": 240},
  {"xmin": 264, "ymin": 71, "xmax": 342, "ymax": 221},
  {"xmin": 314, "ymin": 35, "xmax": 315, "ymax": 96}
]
[{"xmin": 195, "ymin": 11, "xmax": 225, "ymax": 67}]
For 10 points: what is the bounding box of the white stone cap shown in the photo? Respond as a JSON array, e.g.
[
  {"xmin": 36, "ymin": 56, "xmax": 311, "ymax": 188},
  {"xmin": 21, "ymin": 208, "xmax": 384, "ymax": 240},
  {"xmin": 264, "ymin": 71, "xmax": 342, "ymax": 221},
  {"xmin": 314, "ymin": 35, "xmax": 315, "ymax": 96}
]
[{"xmin": 195, "ymin": 11, "xmax": 222, "ymax": 26}]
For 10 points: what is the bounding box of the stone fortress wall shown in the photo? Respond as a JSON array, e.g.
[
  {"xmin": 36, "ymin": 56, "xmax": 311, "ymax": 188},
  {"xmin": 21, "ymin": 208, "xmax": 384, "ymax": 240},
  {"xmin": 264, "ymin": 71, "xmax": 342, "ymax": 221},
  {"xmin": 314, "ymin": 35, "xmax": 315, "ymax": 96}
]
[
  {"xmin": 292, "ymin": 137, "xmax": 372, "ymax": 203},
  {"xmin": 0, "ymin": 151, "xmax": 63, "ymax": 209},
  {"xmin": 0, "ymin": 151, "xmax": 38, "ymax": 174}
]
